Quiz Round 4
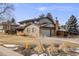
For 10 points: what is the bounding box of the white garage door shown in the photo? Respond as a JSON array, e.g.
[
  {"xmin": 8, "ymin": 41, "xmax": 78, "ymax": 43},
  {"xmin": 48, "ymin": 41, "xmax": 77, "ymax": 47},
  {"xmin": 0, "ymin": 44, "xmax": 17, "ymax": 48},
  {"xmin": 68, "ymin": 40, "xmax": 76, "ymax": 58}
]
[{"xmin": 41, "ymin": 29, "xmax": 50, "ymax": 37}]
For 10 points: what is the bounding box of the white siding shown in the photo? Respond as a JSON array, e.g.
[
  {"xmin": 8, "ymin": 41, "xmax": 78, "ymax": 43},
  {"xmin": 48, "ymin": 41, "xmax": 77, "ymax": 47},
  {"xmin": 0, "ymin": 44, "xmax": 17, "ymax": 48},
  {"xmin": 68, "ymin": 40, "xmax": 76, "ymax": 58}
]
[
  {"xmin": 0, "ymin": 30, "xmax": 4, "ymax": 33},
  {"xmin": 0, "ymin": 25, "xmax": 5, "ymax": 33},
  {"xmin": 0, "ymin": 26, "xmax": 3, "ymax": 29}
]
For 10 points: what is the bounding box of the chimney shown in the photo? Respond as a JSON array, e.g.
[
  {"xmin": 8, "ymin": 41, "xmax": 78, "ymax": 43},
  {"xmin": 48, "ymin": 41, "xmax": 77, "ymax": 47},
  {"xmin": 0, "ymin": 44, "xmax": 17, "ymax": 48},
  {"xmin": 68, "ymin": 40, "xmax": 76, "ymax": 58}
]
[{"xmin": 55, "ymin": 17, "xmax": 60, "ymax": 30}]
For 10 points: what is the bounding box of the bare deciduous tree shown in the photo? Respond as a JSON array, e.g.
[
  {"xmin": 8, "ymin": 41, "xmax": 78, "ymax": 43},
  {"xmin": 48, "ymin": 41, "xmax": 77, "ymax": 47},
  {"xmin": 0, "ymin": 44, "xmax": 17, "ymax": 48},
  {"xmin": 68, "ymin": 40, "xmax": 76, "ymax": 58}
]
[{"xmin": 0, "ymin": 3, "xmax": 14, "ymax": 22}]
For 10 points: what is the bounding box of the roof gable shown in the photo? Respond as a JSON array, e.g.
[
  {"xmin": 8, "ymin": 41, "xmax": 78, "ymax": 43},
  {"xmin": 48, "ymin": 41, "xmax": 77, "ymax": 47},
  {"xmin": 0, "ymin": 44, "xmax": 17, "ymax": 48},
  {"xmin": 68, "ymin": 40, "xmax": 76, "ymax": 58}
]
[
  {"xmin": 19, "ymin": 17, "xmax": 55, "ymax": 25},
  {"xmin": 16, "ymin": 23, "xmax": 39, "ymax": 30}
]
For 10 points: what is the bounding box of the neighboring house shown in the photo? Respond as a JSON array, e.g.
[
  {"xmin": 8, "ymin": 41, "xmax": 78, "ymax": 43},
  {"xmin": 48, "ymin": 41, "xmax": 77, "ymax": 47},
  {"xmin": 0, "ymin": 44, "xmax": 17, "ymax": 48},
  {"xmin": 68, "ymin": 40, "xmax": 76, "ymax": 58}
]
[
  {"xmin": 16, "ymin": 16, "xmax": 60, "ymax": 37},
  {"xmin": 0, "ymin": 21, "xmax": 18, "ymax": 34},
  {"xmin": 0, "ymin": 23, "xmax": 5, "ymax": 33}
]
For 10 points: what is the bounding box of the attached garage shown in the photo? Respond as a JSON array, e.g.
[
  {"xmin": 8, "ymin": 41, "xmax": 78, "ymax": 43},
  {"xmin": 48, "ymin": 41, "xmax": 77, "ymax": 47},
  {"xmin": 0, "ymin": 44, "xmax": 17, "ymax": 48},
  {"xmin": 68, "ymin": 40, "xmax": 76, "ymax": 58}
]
[
  {"xmin": 41, "ymin": 29, "xmax": 50, "ymax": 37},
  {"xmin": 40, "ymin": 27, "xmax": 55, "ymax": 37}
]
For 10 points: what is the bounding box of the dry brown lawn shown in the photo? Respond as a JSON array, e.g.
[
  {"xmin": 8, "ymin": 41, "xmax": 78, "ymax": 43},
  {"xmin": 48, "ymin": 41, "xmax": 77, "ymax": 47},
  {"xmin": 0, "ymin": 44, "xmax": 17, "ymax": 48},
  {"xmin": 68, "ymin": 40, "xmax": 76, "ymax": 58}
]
[
  {"xmin": 62, "ymin": 41, "xmax": 79, "ymax": 48},
  {"xmin": 0, "ymin": 34, "xmax": 79, "ymax": 48},
  {"xmin": 0, "ymin": 34, "xmax": 41, "ymax": 45},
  {"xmin": 0, "ymin": 34, "xmax": 31, "ymax": 44}
]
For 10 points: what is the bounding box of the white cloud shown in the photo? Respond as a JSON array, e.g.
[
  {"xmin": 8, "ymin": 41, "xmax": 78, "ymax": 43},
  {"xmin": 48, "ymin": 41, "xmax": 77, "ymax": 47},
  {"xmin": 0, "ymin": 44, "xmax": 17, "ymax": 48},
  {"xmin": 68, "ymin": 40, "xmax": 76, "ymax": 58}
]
[
  {"xmin": 36, "ymin": 7, "xmax": 49, "ymax": 11},
  {"xmin": 52, "ymin": 6, "xmax": 73, "ymax": 11},
  {"xmin": 36, "ymin": 6, "xmax": 79, "ymax": 12}
]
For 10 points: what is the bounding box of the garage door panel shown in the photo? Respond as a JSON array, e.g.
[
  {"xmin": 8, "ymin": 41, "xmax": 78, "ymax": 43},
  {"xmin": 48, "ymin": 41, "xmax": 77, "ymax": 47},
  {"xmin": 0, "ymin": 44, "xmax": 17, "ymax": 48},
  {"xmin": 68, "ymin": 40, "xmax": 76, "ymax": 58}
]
[{"xmin": 41, "ymin": 29, "xmax": 50, "ymax": 37}]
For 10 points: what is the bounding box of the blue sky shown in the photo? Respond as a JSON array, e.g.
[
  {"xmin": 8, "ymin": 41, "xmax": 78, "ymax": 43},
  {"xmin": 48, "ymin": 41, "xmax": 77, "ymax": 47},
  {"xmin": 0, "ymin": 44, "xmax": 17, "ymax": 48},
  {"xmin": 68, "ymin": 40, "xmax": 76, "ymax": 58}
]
[{"xmin": 14, "ymin": 3, "xmax": 79, "ymax": 25}]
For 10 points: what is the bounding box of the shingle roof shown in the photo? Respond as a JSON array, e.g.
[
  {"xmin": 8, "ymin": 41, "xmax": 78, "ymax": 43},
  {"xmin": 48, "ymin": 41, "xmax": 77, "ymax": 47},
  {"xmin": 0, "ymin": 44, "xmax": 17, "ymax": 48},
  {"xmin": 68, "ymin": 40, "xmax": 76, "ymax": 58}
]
[
  {"xmin": 19, "ymin": 17, "xmax": 55, "ymax": 25},
  {"xmin": 58, "ymin": 28, "xmax": 67, "ymax": 31}
]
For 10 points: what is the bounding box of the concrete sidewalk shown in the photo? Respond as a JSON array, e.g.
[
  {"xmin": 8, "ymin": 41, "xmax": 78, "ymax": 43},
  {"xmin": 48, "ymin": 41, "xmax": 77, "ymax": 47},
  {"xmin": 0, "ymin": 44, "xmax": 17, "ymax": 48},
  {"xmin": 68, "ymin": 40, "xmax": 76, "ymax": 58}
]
[{"xmin": 0, "ymin": 46, "xmax": 23, "ymax": 56}]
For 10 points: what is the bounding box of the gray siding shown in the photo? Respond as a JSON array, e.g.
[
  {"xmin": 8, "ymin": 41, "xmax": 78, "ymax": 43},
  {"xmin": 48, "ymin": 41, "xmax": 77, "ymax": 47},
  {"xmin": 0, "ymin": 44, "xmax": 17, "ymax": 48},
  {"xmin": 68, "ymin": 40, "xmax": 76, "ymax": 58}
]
[{"xmin": 39, "ymin": 18, "xmax": 54, "ymax": 27}]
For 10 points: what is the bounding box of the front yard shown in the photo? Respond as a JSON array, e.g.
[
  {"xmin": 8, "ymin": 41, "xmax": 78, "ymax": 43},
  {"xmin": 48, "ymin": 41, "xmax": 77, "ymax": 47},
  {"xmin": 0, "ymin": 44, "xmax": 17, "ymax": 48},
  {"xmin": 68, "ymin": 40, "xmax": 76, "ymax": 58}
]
[{"xmin": 0, "ymin": 34, "xmax": 79, "ymax": 48}]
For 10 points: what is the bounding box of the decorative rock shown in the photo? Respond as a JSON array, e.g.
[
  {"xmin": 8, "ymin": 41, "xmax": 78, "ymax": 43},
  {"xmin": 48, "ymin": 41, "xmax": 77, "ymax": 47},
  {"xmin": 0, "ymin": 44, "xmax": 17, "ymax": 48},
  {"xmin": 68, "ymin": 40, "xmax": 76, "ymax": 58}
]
[{"xmin": 21, "ymin": 48, "xmax": 32, "ymax": 56}]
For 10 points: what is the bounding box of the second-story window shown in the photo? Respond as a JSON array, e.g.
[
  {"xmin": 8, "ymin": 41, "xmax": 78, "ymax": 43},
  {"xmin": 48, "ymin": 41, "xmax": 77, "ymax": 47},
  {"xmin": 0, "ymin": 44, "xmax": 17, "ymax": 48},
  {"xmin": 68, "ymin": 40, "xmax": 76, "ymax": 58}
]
[
  {"xmin": 32, "ymin": 27, "xmax": 35, "ymax": 32},
  {"xmin": 27, "ymin": 28, "xmax": 30, "ymax": 33}
]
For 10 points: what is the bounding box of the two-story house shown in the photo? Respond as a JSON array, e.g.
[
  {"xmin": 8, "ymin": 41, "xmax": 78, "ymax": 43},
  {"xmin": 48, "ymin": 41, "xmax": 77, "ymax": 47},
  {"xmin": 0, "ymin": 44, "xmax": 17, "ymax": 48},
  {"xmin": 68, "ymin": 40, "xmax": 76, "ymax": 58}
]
[{"xmin": 16, "ymin": 16, "xmax": 60, "ymax": 37}]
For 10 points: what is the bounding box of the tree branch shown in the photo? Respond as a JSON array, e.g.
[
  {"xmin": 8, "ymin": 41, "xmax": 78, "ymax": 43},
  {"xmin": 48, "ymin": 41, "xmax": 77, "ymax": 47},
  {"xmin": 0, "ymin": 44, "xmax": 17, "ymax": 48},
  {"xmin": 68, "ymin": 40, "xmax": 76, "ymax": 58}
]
[{"xmin": 0, "ymin": 6, "xmax": 10, "ymax": 15}]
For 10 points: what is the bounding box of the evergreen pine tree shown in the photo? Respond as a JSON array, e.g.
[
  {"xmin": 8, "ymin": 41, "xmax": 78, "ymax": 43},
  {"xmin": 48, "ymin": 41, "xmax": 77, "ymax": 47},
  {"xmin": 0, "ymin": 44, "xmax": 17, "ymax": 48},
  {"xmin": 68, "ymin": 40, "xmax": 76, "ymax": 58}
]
[
  {"xmin": 11, "ymin": 18, "xmax": 16, "ymax": 23},
  {"xmin": 39, "ymin": 14, "xmax": 45, "ymax": 18},
  {"xmin": 47, "ymin": 13, "xmax": 53, "ymax": 19},
  {"xmin": 66, "ymin": 15, "xmax": 78, "ymax": 34}
]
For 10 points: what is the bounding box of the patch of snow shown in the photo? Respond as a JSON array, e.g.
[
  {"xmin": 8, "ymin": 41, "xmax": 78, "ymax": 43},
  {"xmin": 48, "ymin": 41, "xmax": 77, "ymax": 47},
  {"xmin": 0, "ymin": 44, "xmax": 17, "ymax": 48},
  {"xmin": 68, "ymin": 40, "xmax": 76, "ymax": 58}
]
[
  {"xmin": 3, "ymin": 44, "xmax": 17, "ymax": 48},
  {"xmin": 30, "ymin": 54, "xmax": 39, "ymax": 56},
  {"xmin": 3, "ymin": 44, "xmax": 18, "ymax": 50},
  {"xmin": 39, "ymin": 53, "xmax": 48, "ymax": 56}
]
